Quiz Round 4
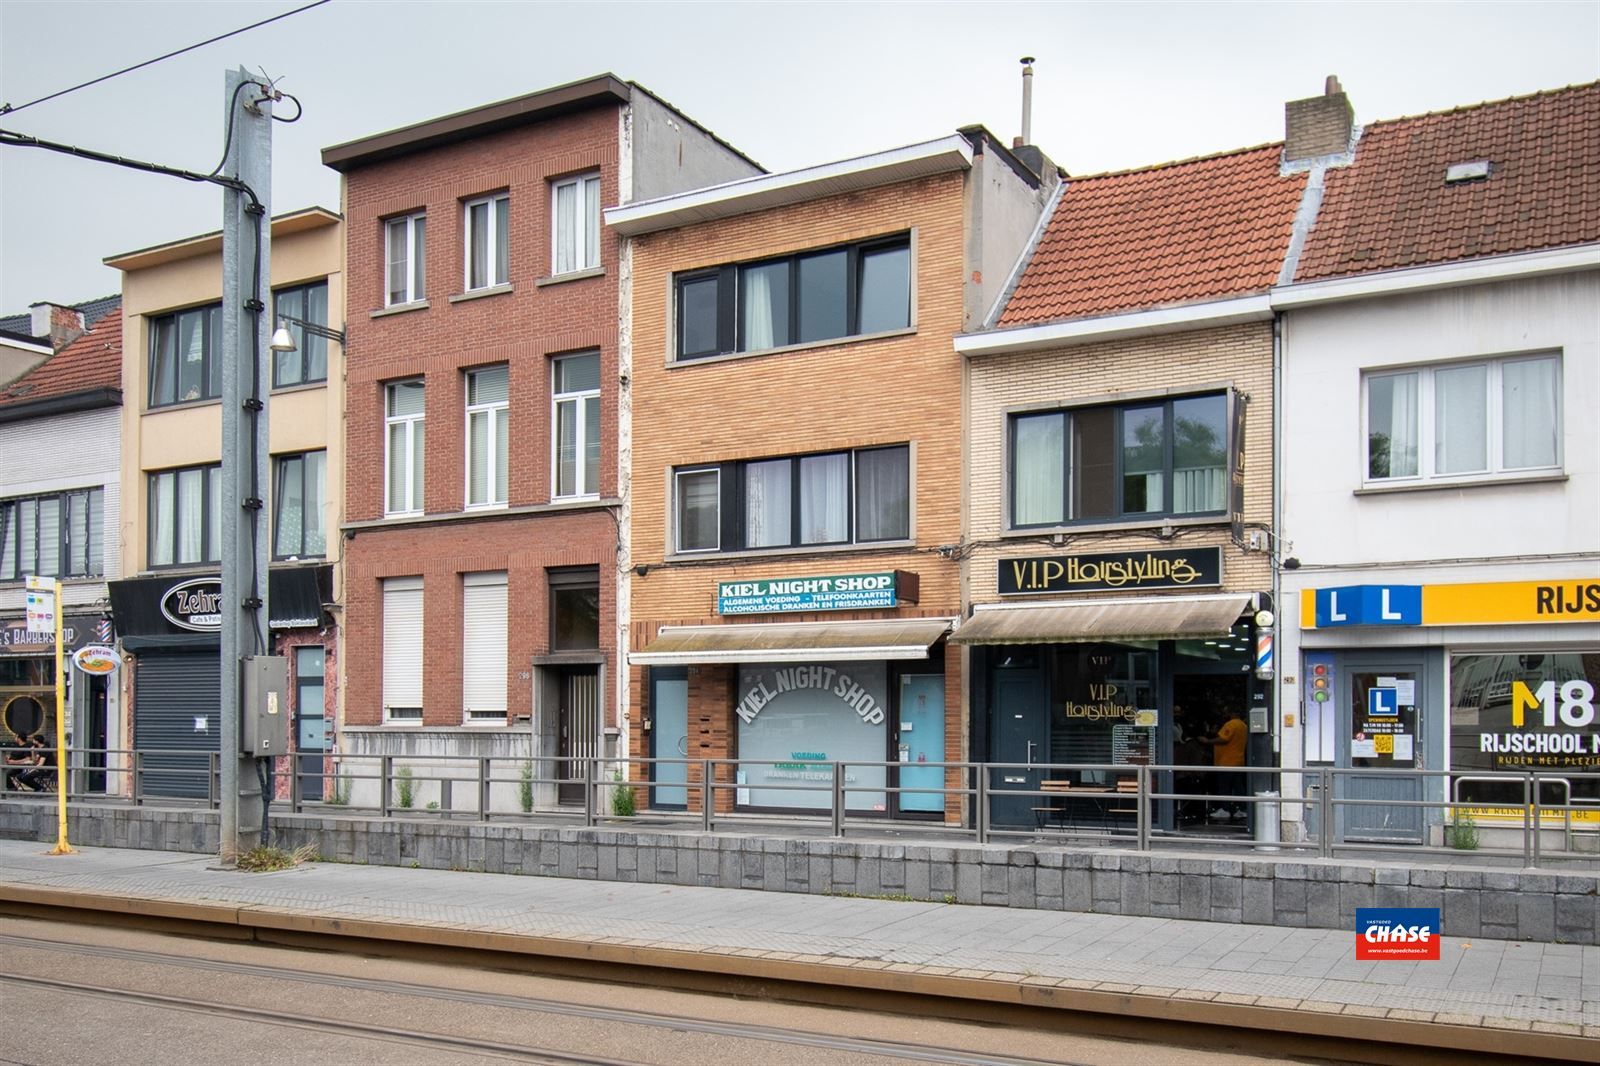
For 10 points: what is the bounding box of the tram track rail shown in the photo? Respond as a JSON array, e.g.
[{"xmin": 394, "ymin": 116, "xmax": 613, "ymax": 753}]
[{"xmin": 0, "ymin": 891, "xmax": 1581, "ymax": 1066}]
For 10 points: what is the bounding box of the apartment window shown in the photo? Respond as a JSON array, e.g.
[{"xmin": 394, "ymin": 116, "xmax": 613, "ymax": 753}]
[
  {"xmin": 271, "ymin": 281, "xmax": 330, "ymax": 388},
  {"xmin": 673, "ymin": 445, "xmax": 909, "ymax": 554},
  {"xmin": 1365, "ymin": 355, "xmax": 1560, "ymax": 483},
  {"xmin": 463, "ymin": 193, "xmax": 509, "ymax": 291},
  {"xmin": 1010, "ymin": 393, "xmax": 1228, "ymax": 528},
  {"xmin": 466, "ymin": 366, "xmax": 509, "ymax": 508},
  {"xmin": 385, "ymin": 212, "xmax": 426, "ymax": 306},
  {"xmin": 552, "ymin": 353, "xmax": 600, "ymax": 499},
  {"xmin": 385, "ymin": 380, "xmax": 425, "ymax": 516},
  {"xmin": 675, "ymin": 235, "xmax": 911, "ymax": 360},
  {"xmin": 462, "ymin": 572, "xmax": 508, "ymax": 723},
  {"xmin": 273, "ymin": 451, "xmax": 327, "ymax": 559},
  {"xmin": 551, "ymin": 173, "xmax": 601, "ymax": 275},
  {"xmin": 382, "ymin": 576, "xmax": 423, "ymax": 721},
  {"xmin": 549, "ymin": 566, "xmax": 600, "ymax": 651},
  {"xmin": 0, "ymin": 489, "xmax": 103, "ymax": 580},
  {"xmin": 148, "ymin": 303, "xmax": 222, "ymax": 406},
  {"xmin": 148, "ymin": 465, "xmax": 221, "ymax": 567}
]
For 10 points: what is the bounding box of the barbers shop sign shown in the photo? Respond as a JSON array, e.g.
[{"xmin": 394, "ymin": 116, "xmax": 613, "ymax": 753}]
[
  {"xmin": 999, "ymin": 547, "xmax": 1223, "ymax": 596},
  {"xmin": 160, "ymin": 578, "xmax": 224, "ymax": 632}
]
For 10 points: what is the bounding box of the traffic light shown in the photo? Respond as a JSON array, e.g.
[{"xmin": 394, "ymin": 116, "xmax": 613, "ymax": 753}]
[{"xmin": 1311, "ymin": 662, "xmax": 1330, "ymax": 703}]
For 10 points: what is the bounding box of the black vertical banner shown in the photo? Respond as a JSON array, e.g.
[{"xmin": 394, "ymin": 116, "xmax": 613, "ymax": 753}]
[{"xmin": 1230, "ymin": 390, "xmax": 1248, "ymax": 548}]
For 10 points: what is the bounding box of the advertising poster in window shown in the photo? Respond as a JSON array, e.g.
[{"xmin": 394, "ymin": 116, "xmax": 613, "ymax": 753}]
[
  {"xmin": 735, "ymin": 662, "xmax": 887, "ymax": 811},
  {"xmin": 1450, "ymin": 652, "xmax": 1600, "ymax": 820}
]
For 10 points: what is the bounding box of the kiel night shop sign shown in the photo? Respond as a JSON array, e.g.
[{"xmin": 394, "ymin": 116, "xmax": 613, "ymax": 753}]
[
  {"xmin": 999, "ymin": 547, "xmax": 1223, "ymax": 596},
  {"xmin": 717, "ymin": 571, "xmax": 917, "ymax": 616}
]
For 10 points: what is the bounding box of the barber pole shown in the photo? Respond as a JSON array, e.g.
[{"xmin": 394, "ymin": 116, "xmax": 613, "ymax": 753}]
[{"xmin": 1255, "ymin": 631, "xmax": 1275, "ymax": 680}]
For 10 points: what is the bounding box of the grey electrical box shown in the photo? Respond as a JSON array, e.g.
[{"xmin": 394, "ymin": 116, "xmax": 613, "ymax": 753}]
[{"xmin": 241, "ymin": 655, "xmax": 290, "ymax": 756}]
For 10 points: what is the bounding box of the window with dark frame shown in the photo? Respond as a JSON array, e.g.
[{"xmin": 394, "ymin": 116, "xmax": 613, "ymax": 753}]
[
  {"xmin": 271, "ymin": 281, "xmax": 330, "ymax": 389},
  {"xmin": 147, "ymin": 464, "xmax": 221, "ymax": 567},
  {"xmin": 673, "ymin": 445, "xmax": 909, "ymax": 554},
  {"xmin": 675, "ymin": 235, "xmax": 911, "ymax": 361},
  {"xmin": 273, "ymin": 451, "xmax": 327, "ymax": 559},
  {"xmin": 549, "ymin": 566, "xmax": 600, "ymax": 651},
  {"xmin": 1009, "ymin": 393, "xmax": 1229, "ymax": 528},
  {"xmin": 0, "ymin": 489, "xmax": 103, "ymax": 580},
  {"xmin": 148, "ymin": 303, "xmax": 222, "ymax": 407}
]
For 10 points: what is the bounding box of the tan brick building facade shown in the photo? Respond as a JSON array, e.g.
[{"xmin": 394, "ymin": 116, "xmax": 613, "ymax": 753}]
[{"xmin": 612, "ymin": 134, "xmax": 1054, "ymax": 823}]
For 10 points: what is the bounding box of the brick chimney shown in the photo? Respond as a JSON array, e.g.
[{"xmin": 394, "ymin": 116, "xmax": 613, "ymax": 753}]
[
  {"xmin": 28, "ymin": 301, "xmax": 87, "ymax": 351},
  {"xmin": 1285, "ymin": 75, "xmax": 1354, "ymax": 162}
]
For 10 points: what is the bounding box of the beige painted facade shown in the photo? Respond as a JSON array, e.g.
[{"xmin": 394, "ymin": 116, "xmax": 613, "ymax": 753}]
[{"xmin": 108, "ymin": 209, "xmax": 345, "ymax": 586}]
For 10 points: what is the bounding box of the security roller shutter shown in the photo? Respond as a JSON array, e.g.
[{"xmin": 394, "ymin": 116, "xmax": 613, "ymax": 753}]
[
  {"xmin": 134, "ymin": 651, "xmax": 220, "ymax": 799},
  {"xmin": 462, "ymin": 572, "xmax": 508, "ymax": 721},
  {"xmin": 383, "ymin": 576, "xmax": 424, "ymax": 719}
]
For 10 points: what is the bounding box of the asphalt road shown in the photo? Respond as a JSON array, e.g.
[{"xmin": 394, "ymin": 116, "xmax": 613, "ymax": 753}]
[{"xmin": 0, "ymin": 916, "xmax": 1336, "ymax": 1066}]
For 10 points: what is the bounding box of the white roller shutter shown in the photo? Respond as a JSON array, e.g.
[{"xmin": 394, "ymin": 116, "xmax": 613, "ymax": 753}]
[
  {"xmin": 382, "ymin": 576, "xmax": 424, "ymax": 719},
  {"xmin": 462, "ymin": 571, "xmax": 508, "ymax": 721}
]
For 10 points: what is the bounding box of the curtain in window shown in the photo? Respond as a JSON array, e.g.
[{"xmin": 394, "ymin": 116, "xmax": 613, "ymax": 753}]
[
  {"xmin": 274, "ymin": 288, "xmax": 304, "ymax": 386},
  {"xmin": 1367, "ymin": 373, "xmax": 1418, "ymax": 478},
  {"xmin": 36, "ymin": 498, "xmax": 59, "ymax": 576},
  {"xmin": 678, "ymin": 471, "xmax": 718, "ymax": 551},
  {"xmin": 276, "ymin": 456, "xmax": 305, "ymax": 556},
  {"xmin": 740, "ymin": 262, "xmax": 788, "ymax": 350},
  {"xmin": 178, "ymin": 311, "xmax": 205, "ymax": 402},
  {"xmin": 1435, "ymin": 364, "xmax": 1488, "ymax": 474},
  {"xmin": 1121, "ymin": 406, "xmax": 1165, "ymax": 514},
  {"xmin": 469, "ymin": 201, "xmax": 489, "ymax": 288},
  {"xmin": 555, "ymin": 183, "xmax": 576, "ymax": 275},
  {"xmin": 177, "ymin": 468, "xmax": 204, "ymax": 563},
  {"xmin": 412, "ymin": 217, "xmax": 427, "ymax": 296},
  {"xmin": 1013, "ymin": 413, "xmax": 1064, "ymax": 525},
  {"xmin": 470, "ymin": 410, "xmax": 491, "ymax": 504},
  {"xmin": 583, "ymin": 395, "xmax": 599, "ymax": 496},
  {"xmin": 556, "ymin": 399, "xmax": 578, "ymax": 498},
  {"xmin": 584, "ymin": 176, "xmax": 601, "ymax": 270},
  {"xmin": 304, "ymin": 452, "xmax": 326, "ymax": 555},
  {"xmin": 387, "ymin": 218, "xmax": 408, "ymax": 304},
  {"xmin": 0, "ymin": 502, "xmax": 14, "ymax": 580},
  {"xmin": 1502, "ymin": 357, "xmax": 1558, "ymax": 469},
  {"xmin": 387, "ymin": 423, "xmax": 409, "ymax": 512},
  {"xmin": 16, "ymin": 502, "xmax": 36, "ymax": 575},
  {"xmin": 800, "ymin": 453, "xmax": 848, "ymax": 544},
  {"xmin": 745, "ymin": 460, "xmax": 792, "ymax": 548},
  {"xmin": 494, "ymin": 198, "xmax": 509, "ymax": 286},
  {"xmin": 411, "ymin": 421, "xmax": 426, "ymax": 511},
  {"xmin": 1172, "ymin": 395, "xmax": 1227, "ymax": 513},
  {"xmin": 855, "ymin": 447, "xmax": 909, "ymax": 541},
  {"xmin": 151, "ymin": 318, "xmax": 176, "ymax": 405},
  {"xmin": 151, "ymin": 476, "xmax": 174, "ymax": 566},
  {"xmin": 304, "ymin": 284, "xmax": 329, "ymax": 382},
  {"xmin": 86, "ymin": 488, "xmax": 103, "ymax": 576}
]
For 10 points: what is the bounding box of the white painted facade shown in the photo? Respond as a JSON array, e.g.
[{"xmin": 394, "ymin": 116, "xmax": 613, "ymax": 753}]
[
  {"xmin": 1275, "ymin": 263, "xmax": 1600, "ymax": 841},
  {"xmin": 0, "ymin": 401, "xmax": 124, "ymax": 763}
]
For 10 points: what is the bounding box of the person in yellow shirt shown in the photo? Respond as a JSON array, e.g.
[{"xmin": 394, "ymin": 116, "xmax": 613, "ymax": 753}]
[{"xmin": 1200, "ymin": 711, "xmax": 1248, "ymax": 820}]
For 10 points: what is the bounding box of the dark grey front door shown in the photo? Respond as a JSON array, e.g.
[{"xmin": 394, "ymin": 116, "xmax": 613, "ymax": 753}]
[
  {"xmin": 990, "ymin": 667, "xmax": 1048, "ymax": 828},
  {"xmin": 1337, "ymin": 661, "xmax": 1424, "ymax": 843}
]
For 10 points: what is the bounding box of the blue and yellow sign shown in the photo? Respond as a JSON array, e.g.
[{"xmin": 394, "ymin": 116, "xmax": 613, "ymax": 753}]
[{"xmin": 1302, "ymin": 579, "xmax": 1600, "ymax": 629}]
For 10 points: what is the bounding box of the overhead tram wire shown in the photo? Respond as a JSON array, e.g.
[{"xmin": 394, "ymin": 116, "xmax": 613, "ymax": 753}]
[{"xmin": 0, "ymin": 0, "xmax": 331, "ymax": 115}]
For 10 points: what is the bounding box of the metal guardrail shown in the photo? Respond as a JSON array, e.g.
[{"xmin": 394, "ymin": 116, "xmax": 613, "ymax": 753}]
[{"xmin": 5, "ymin": 746, "xmax": 1597, "ymax": 866}]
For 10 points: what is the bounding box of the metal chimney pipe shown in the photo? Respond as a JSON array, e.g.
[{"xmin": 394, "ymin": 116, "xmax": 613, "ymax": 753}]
[{"xmin": 1020, "ymin": 56, "xmax": 1036, "ymax": 146}]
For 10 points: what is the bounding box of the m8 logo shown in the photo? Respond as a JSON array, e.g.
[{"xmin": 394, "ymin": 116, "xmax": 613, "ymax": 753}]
[{"xmin": 1512, "ymin": 680, "xmax": 1596, "ymax": 728}]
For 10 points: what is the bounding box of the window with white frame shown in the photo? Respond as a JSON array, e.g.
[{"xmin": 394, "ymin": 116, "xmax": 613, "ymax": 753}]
[
  {"xmin": 0, "ymin": 489, "xmax": 103, "ymax": 580},
  {"xmin": 385, "ymin": 212, "xmax": 426, "ymax": 306},
  {"xmin": 273, "ymin": 451, "xmax": 327, "ymax": 559},
  {"xmin": 466, "ymin": 366, "xmax": 509, "ymax": 508},
  {"xmin": 551, "ymin": 173, "xmax": 601, "ymax": 275},
  {"xmin": 462, "ymin": 571, "xmax": 508, "ymax": 722},
  {"xmin": 148, "ymin": 465, "xmax": 221, "ymax": 567},
  {"xmin": 1365, "ymin": 354, "xmax": 1561, "ymax": 483},
  {"xmin": 552, "ymin": 352, "xmax": 600, "ymax": 499},
  {"xmin": 463, "ymin": 193, "xmax": 509, "ymax": 291},
  {"xmin": 385, "ymin": 380, "xmax": 425, "ymax": 516},
  {"xmin": 382, "ymin": 576, "xmax": 424, "ymax": 721}
]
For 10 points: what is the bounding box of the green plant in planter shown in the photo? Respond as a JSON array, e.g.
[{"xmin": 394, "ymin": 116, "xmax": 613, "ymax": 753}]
[
  {"xmin": 396, "ymin": 766, "xmax": 415, "ymax": 809},
  {"xmin": 611, "ymin": 771, "xmax": 637, "ymax": 817},
  {"xmin": 519, "ymin": 761, "xmax": 535, "ymax": 813},
  {"xmin": 1447, "ymin": 808, "xmax": 1480, "ymax": 850}
]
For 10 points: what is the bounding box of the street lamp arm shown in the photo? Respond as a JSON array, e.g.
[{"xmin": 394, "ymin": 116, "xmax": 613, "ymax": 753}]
[{"xmin": 270, "ymin": 313, "xmax": 345, "ymax": 350}]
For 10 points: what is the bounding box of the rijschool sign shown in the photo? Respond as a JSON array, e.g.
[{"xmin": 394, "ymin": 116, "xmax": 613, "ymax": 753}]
[{"xmin": 999, "ymin": 547, "xmax": 1223, "ymax": 596}]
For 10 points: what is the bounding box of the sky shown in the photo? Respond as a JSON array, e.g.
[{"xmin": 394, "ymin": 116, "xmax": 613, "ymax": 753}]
[{"xmin": 0, "ymin": 0, "xmax": 1595, "ymax": 313}]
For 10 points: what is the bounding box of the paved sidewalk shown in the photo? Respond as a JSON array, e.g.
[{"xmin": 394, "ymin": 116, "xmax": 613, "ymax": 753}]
[{"xmin": 0, "ymin": 840, "xmax": 1594, "ymax": 1055}]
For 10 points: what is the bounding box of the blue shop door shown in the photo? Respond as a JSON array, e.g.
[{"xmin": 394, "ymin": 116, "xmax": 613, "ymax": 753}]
[
  {"xmin": 651, "ymin": 670, "xmax": 689, "ymax": 809},
  {"xmin": 895, "ymin": 675, "xmax": 945, "ymax": 815}
]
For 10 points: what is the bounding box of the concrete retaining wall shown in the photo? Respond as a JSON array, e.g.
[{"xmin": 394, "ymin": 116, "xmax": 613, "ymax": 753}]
[{"xmin": 4, "ymin": 801, "xmax": 1595, "ymax": 944}]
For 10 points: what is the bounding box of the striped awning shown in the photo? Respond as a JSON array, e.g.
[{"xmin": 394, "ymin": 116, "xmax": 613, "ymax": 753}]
[
  {"xmin": 951, "ymin": 594, "xmax": 1251, "ymax": 645},
  {"xmin": 630, "ymin": 618, "xmax": 954, "ymax": 666}
]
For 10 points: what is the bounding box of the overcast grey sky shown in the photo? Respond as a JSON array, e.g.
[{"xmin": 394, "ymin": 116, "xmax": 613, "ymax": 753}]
[{"xmin": 1, "ymin": 0, "xmax": 1595, "ymax": 312}]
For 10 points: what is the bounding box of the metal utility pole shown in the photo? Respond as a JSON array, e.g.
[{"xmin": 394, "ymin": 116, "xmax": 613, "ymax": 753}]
[{"xmin": 219, "ymin": 68, "xmax": 272, "ymax": 856}]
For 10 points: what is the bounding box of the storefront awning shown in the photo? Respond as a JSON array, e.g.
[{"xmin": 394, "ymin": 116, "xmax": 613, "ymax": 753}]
[
  {"xmin": 951, "ymin": 594, "xmax": 1252, "ymax": 645},
  {"xmin": 631, "ymin": 618, "xmax": 955, "ymax": 666}
]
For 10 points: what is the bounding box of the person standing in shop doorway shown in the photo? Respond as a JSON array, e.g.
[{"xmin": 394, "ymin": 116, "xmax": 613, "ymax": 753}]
[{"xmin": 1200, "ymin": 708, "xmax": 1248, "ymax": 820}]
